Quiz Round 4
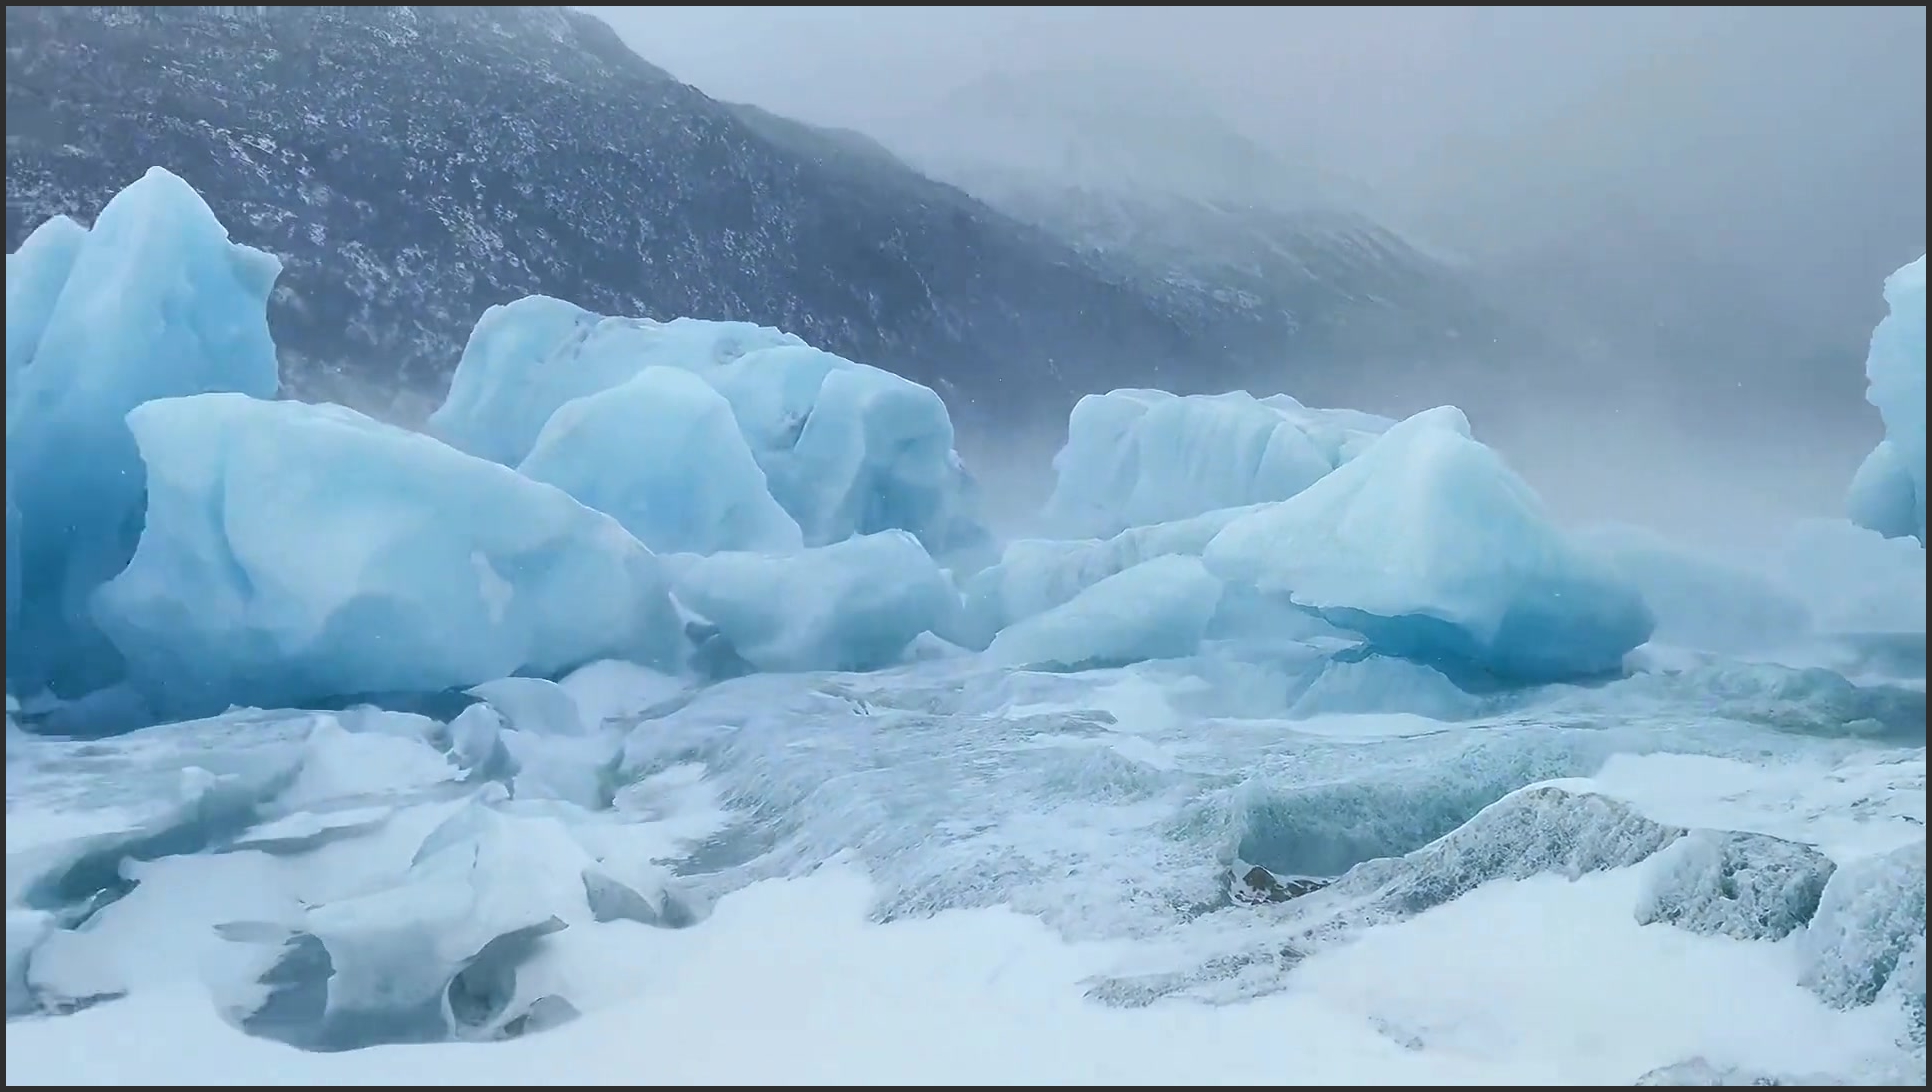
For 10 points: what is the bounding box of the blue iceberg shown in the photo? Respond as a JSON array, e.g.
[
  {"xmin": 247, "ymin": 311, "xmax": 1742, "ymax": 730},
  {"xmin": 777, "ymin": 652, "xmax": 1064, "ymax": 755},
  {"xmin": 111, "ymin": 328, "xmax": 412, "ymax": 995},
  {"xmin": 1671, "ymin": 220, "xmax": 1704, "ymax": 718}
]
[
  {"xmin": 666, "ymin": 531, "xmax": 957, "ymax": 674},
  {"xmin": 518, "ymin": 366, "xmax": 803, "ymax": 556},
  {"xmin": 429, "ymin": 296, "xmax": 986, "ymax": 559},
  {"xmin": 92, "ymin": 393, "xmax": 687, "ymax": 718},
  {"xmin": 1203, "ymin": 406, "xmax": 1654, "ymax": 684},
  {"xmin": 5, "ymin": 168, "xmax": 283, "ymax": 697},
  {"xmin": 984, "ymin": 554, "xmax": 1224, "ymax": 669},
  {"xmin": 1041, "ymin": 388, "xmax": 1390, "ymax": 538},
  {"xmin": 1847, "ymin": 255, "xmax": 1926, "ymax": 546}
]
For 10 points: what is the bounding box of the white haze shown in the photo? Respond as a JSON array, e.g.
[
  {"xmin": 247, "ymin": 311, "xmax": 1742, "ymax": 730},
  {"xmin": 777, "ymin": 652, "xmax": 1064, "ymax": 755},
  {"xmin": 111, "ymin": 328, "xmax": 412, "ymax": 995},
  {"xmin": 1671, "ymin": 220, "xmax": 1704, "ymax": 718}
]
[{"xmin": 583, "ymin": 6, "xmax": 1927, "ymax": 551}]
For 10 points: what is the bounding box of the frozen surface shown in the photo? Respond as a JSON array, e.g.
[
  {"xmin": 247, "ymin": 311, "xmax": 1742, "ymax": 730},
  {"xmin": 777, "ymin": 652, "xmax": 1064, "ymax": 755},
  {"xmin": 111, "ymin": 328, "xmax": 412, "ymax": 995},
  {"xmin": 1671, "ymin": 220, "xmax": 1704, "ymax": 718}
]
[
  {"xmin": 1205, "ymin": 406, "xmax": 1655, "ymax": 683},
  {"xmin": 1042, "ymin": 389, "xmax": 1391, "ymax": 538},
  {"xmin": 1849, "ymin": 256, "xmax": 1927, "ymax": 545},
  {"xmin": 6, "ymin": 647, "xmax": 1924, "ymax": 1084},
  {"xmin": 92, "ymin": 394, "xmax": 686, "ymax": 718},
  {"xmin": 430, "ymin": 297, "xmax": 986, "ymax": 558},
  {"xmin": 5, "ymin": 169, "xmax": 282, "ymax": 698},
  {"xmin": 517, "ymin": 366, "xmax": 802, "ymax": 555},
  {"xmin": 666, "ymin": 531, "xmax": 957, "ymax": 673}
]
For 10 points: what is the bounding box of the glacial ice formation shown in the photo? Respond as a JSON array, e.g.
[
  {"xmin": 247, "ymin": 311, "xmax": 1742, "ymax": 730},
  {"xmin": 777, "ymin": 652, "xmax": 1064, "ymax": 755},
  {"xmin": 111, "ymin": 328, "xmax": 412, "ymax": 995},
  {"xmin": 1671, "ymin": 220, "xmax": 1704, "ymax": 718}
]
[
  {"xmin": 1204, "ymin": 406, "xmax": 1655, "ymax": 684},
  {"xmin": 429, "ymin": 296, "xmax": 986, "ymax": 559},
  {"xmin": 1041, "ymin": 388, "xmax": 1390, "ymax": 538},
  {"xmin": 92, "ymin": 393, "xmax": 687, "ymax": 718},
  {"xmin": 5, "ymin": 168, "xmax": 282, "ymax": 697},
  {"xmin": 1848, "ymin": 255, "xmax": 1926, "ymax": 545},
  {"xmin": 665, "ymin": 531, "xmax": 957, "ymax": 674},
  {"xmin": 959, "ymin": 504, "xmax": 1264, "ymax": 648},
  {"xmin": 517, "ymin": 366, "xmax": 803, "ymax": 555},
  {"xmin": 984, "ymin": 554, "xmax": 1224, "ymax": 669}
]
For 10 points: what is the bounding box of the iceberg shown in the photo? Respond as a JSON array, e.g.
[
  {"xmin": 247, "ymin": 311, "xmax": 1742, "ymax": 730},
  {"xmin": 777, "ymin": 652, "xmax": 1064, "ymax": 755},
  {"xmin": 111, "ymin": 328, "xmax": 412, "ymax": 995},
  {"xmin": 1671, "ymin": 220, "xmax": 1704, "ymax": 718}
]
[
  {"xmin": 960, "ymin": 504, "xmax": 1263, "ymax": 647},
  {"xmin": 518, "ymin": 366, "xmax": 803, "ymax": 555},
  {"xmin": 1041, "ymin": 389, "xmax": 1391, "ymax": 538},
  {"xmin": 1204, "ymin": 407, "xmax": 1654, "ymax": 684},
  {"xmin": 428, "ymin": 296, "xmax": 803, "ymax": 469},
  {"xmin": 92, "ymin": 393, "xmax": 686, "ymax": 718},
  {"xmin": 1848, "ymin": 255, "xmax": 1926, "ymax": 545},
  {"xmin": 4, "ymin": 214, "xmax": 88, "ymax": 401},
  {"xmin": 1577, "ymin": 524, "xmax": 1813, "ymax": 654},
  {"xmin": 984, "ymin": 554, "xmax": 1224, "ymax": 669},
  {"xmin": 5, "ymin": 169, "xmax": 282, "ymax": 697},
  {"xmin": 666, "ymin": 531, "xmax": 957, "ymax": 673},
  {"xmin": 429, "ymin": 297, "xmax": 985, "ymax": 558}
]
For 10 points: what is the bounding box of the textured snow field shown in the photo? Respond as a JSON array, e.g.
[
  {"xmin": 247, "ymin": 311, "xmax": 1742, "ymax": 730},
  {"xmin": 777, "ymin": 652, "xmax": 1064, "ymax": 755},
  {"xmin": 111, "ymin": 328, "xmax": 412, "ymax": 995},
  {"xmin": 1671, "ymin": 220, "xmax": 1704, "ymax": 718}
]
[{"xmin": 6, "ymin": 651, "xmax": 1925, "ymax": 1086}]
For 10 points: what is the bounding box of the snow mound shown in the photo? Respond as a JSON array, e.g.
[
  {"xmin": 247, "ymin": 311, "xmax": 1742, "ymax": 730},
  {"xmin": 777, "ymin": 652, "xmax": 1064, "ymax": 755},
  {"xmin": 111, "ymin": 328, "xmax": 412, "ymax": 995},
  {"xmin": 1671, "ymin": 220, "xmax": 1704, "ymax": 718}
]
[
  {"xmin": 1634, "ymin": 830, "xmax": 1836, "ymax": 941},
  {"xmin": 1800, "ymin": 840, "xmax": 1925, "ymax": 1009}
]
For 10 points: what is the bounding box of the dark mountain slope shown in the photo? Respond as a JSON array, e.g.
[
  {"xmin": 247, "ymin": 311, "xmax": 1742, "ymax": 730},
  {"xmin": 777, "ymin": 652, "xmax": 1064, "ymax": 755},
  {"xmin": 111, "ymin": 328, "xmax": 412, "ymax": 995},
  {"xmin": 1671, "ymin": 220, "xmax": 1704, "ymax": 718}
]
[{"xmin": 7, "ymin": 5, "xmax": 1303, "ymax": 429}]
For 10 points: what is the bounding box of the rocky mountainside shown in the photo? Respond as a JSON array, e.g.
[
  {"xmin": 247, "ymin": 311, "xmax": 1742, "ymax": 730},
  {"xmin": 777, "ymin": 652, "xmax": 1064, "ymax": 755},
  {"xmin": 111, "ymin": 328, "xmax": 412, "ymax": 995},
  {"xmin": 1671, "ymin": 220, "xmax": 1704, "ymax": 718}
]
[{"xmin": 5, "ymin": 5, "xmax": 1519, "ymax": 433}]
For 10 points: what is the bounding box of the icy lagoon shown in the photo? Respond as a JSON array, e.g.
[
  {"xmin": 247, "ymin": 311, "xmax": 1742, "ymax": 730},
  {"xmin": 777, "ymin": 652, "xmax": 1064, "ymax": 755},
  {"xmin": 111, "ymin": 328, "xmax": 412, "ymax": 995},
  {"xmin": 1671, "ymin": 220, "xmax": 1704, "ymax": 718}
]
[{"xmin": 4, "ymin": 170, "xmax": 1926, "ymax": 1085}]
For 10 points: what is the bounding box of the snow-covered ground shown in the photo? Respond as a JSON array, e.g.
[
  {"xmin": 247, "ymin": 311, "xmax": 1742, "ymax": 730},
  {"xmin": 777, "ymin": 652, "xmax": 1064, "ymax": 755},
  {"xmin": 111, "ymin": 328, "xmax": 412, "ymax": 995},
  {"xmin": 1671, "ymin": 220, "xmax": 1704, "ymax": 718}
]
[{"xmin": 7, "ymin": 647, "xmax": 1925, "ymax": 1085}]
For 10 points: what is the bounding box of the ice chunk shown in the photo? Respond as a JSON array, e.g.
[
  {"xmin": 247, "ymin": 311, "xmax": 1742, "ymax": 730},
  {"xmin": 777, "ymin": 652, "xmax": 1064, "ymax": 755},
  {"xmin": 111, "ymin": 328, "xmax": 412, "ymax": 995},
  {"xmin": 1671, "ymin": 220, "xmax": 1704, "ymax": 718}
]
[
  {"xmin": 92, "ymin": 394, "xmax": 686, "ymax": 719},
  {"xmin": 428, "ymin": 296, "xmax": 802, "ymax": 467},
  {"xmin": 516, "ymin": 366, "xmax": 802, "ymax": 555},
  {"xmin": 666, "ymin": 531, "xmax": 956, "ymax": 673},
  {"xmin": 703, "ymin": 345, "xmax": 985, "ymax": 557},
  {"xmin": 1204, "ymin": 406, "xmax": 1654, "ymax": 684},
  {"xmin": 1800, "ymin": 840, "xmax": 1926, "ymax": 1009},
  {"xmin": 1042, "ymin": 389, "xmax": 1391, "ymax": 538},
  {"xmin": 5, "ymin": 214, "xmax": 88, "ymax": 400},
  {"xmin": 1848, "ymin": 256, "xmax": 1926, "ymax": 545},
  {"xmin": 961, "ymin": 504, "xmax": 1263, "ymax": 646},
  {"xmin": 985, "ymin": 554, "xmax": 1223, "ymax": 669},
  {"xmin": 5, "ymin": 169, "xmax": 282, "ymax": 697},
  {"xmin": 1633, "ymin": 830, "xmax": 1836, "ymax": 940},
  {"xmin": 1578, "ymin": 524, "xmax": 1813, "ymax": 654},
  {"xmin": 430, "ymin": 298, "xmax": 985, "ymax": 558}
]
